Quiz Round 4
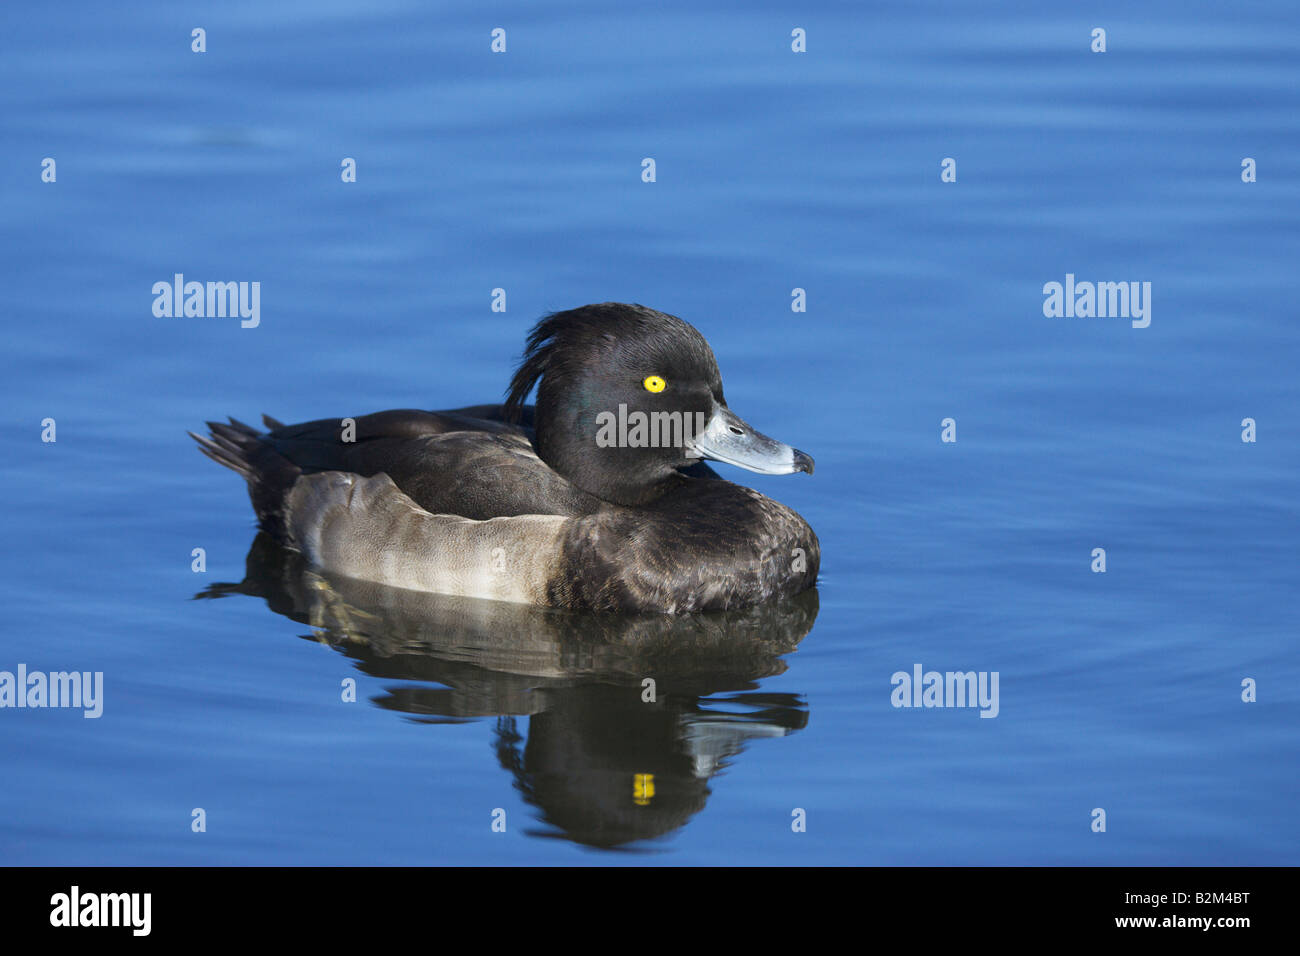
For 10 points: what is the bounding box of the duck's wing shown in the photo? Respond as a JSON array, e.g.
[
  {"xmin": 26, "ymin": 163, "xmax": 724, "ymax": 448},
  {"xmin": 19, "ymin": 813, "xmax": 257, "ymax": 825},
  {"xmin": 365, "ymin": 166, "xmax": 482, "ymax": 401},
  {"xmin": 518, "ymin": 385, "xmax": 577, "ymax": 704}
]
[
  {"xmin": 260, "ymin": 406, "xmax": 531, "ymax": 459},
  {"xmin": 190, "ymin": 407, "xmax": 598, "ymax": 535}
]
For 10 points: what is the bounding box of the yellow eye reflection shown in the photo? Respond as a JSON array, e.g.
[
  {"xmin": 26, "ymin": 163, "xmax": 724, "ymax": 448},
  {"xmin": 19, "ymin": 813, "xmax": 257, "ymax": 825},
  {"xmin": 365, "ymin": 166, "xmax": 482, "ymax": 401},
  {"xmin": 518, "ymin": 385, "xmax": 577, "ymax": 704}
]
[
  {"xmin": 633, "ymin": 773, "xmax": 655, "ymax": 806},
  {"xmin": 643, "ymin": 375, "xmax": 666, "ymax": 393}
]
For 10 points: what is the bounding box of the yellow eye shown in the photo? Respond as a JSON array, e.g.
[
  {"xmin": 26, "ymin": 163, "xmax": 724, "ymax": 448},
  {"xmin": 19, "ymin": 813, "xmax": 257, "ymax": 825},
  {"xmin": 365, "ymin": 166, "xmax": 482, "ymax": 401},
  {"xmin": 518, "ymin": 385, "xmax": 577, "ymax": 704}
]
[{"xmin": 643, "ymin": 375, "xmax": 666, "ymax": 393}]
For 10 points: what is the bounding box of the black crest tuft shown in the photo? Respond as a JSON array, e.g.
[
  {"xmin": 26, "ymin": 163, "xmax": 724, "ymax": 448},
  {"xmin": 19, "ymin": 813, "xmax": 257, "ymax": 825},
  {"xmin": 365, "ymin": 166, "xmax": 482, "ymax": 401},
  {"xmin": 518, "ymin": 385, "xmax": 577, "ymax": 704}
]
[{"xmin": 504, "ymin": 303, "xmax": 700, "ymax": 422}]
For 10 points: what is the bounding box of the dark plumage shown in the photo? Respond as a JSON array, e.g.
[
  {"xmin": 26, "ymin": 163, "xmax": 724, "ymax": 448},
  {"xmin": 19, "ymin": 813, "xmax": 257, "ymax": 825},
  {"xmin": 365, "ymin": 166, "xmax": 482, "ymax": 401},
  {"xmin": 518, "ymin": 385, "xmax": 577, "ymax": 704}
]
[{"xmin": 191, "ymin": 303, "xmax": 819, "ymax": 613}]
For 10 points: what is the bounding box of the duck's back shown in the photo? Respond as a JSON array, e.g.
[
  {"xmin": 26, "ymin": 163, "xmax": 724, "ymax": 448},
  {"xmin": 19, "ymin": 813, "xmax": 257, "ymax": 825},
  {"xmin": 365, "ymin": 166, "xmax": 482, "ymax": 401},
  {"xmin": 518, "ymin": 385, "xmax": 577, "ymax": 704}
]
[{"xmin": 198, "ymin": 406, "xmax": 601, "ymax": 526}]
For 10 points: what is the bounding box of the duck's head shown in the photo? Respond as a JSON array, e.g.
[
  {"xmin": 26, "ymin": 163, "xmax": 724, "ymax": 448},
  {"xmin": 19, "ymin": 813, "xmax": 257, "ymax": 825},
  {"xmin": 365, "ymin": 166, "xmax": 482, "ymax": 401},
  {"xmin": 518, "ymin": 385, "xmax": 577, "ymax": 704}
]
[{"xmin": 505, "ymin": 303, "xmax": 813, "ymax": 506}]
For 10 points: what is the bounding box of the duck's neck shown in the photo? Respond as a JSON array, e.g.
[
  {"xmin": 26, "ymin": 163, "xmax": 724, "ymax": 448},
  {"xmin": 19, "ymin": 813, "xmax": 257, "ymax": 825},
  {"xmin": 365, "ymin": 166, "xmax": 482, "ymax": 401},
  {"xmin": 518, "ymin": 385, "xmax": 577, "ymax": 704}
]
[{"xmin": 537, "ymin": 438, "xmax": 681, "ymax": 508}]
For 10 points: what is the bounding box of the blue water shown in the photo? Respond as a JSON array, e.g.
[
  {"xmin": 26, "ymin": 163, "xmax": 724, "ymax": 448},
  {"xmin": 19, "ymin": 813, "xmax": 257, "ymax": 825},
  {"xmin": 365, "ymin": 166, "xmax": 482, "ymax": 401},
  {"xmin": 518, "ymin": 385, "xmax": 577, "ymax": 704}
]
[{"xmin": 2, "ymin": 0, "xmax": 1297, "ymax": 864}]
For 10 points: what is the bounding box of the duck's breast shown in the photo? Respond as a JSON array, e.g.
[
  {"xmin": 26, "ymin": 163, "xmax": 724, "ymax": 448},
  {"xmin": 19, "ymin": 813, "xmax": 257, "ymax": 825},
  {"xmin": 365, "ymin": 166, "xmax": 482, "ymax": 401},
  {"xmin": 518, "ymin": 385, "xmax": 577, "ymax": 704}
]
[{"xmin": 555, "ymin": 481, "xmax": 820, "ymax": 613}]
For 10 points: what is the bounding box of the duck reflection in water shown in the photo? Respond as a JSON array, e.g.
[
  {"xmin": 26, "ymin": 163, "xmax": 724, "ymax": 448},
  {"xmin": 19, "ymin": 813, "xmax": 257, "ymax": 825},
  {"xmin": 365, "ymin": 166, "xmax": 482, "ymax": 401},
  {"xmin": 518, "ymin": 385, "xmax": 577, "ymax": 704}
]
[{"xmin": 198, "ymin": 533, "xmax": 817, "ymax": 850}]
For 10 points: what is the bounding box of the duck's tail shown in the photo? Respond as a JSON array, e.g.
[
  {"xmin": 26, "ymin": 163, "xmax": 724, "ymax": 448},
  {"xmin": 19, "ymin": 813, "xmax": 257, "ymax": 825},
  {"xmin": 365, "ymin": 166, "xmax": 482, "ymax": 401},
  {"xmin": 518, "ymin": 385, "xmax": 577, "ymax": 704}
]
[{"xmin": 189, "ymin": 415, "xmax": 300, "ymax": 541}]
